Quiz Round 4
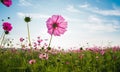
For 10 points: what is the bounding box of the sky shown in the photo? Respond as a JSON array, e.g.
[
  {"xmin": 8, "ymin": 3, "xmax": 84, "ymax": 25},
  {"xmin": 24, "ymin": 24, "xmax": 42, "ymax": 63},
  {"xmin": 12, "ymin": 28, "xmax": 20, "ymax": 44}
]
[{"xmin": 0, "ymin": 0, "xmax": 120, "ymax": 49}]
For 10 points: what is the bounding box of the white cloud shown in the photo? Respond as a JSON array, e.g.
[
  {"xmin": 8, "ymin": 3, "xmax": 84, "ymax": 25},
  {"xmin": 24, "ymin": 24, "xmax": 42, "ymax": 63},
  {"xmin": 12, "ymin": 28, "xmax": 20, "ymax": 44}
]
[
  {"xmin": 66, "ymin": 5, "xmax": 80, "ymax": 13},
  {"xmin": 78, "ymin": 2, "xmax": 120, "ymax": 16},
  {"xmin": 17, "ymin": 12, "xmax": 24, "ymax": 17},
  {"xmin": 92, "ymin": 8, "xmax": 120, "ymax": 16},
  {"xmin": 18, "ymin": 0, "xmax": 32, "ymax": 7},
  {"xmin": 17, "ymin": 12, "xmax": 50, "ymax": 19},
  {"xmin": 84, "ymin": 23, "xmax": 118, "ymax": 32},
  {"xmin": 79, "ymin": 2, "xmax": 90, "ymax": 8},
  {"xmin": 83, "ymin": 16, "xmax": 120, "ymax": 32}
]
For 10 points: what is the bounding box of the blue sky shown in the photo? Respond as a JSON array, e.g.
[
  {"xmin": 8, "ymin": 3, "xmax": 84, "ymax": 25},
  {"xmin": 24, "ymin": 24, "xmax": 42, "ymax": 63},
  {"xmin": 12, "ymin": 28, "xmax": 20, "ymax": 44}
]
[{"xmin": 0, "ymin": 0, "xmax": 120, "ymax": 49}]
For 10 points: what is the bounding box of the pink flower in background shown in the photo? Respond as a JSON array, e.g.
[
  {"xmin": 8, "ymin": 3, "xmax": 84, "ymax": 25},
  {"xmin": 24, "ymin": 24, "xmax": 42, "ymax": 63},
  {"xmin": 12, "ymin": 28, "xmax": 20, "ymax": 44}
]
[
  {"xmin": 100, "ymin": 50, "xmax": 105, "ymax": 55},
  {"xmin": 37, "ymin": 36, "xmax": 40, "ymax": 39},
  {"xmin": 113, "ymin": 46, "xmax": 120, "ymax": 52},
  {"xmin": 1, "ymin": 0, "xmax": 12, "ymax": 7},
  {"xmin": 33, "ymin": 42, "xmax": 37, "ymax": 47},
  {"xmin": 37, "ymin": 39, "xmax": 43, "ymax": 44},
  {"xmin": 46, "ymin": 15, "xmax": 67, "ymax": 36},
  {"xmin": 2, "ymin": 22, "xmax": 12, "ymax": 31},
  {"xmin": 29, "ymin": 59, "xmax": 36, "ymax": 64},
  {"xmin": 20, "ymin": 37, "xmax": 24, "ymax": 42},
  {"xmin": 39, "ymin": 53, "xmax": 49, "ymax": 60}
]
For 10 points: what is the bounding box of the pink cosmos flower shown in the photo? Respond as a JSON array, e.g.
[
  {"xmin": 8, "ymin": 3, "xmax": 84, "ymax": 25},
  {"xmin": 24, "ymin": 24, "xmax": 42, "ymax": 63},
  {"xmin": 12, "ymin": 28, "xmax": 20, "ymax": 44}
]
[
  {"xmin": 37, "ymin": 36, "xmax": 40, "ymax": 39},
  {"xmin": 39, "ymin": 53, "xmax": 49, "ymax": 60},
  {"xmin": 1, "ymin": 0, "xmax": 12, "ymax": 7},
  {"xmin": 29, "ymin": 59, "xmax": 36, "ymax": 64},
  {"xmin": 33, "ymin": 42, "xmax": 37, "ymax": 47},
  {"xmin": 46, "ymin": 15, "xmax": 67, "ymax": 36},
  {"xmin": 37, "ymin": 39, "xmax": 43, "ymax": 44},
  {"xmin": 100, "ymin": 50, "xmax": 105, "ymax": 55},
  {"xmin": 2, "ymin": 22, "xmax": 12, "ymax": 32},
  {"xmin": 113, "ymin": 46, "xmax": 120, "ymax": 52},
  {"xmin": 20, "ymin": 37, "xmax": 24, "ymax": 42}
]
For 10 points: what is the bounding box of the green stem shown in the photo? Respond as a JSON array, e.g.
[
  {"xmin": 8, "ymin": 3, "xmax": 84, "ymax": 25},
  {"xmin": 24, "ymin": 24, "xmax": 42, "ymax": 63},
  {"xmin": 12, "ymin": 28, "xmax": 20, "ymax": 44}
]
[
  {"xmin": 27, "ymin": 23, "xmax": 32, "ymax": 49},
  {"xmin": 48, "ymin": 29, "xmax": 54, "ymax": 47},
  {"xmin": 48, "ymin": 34, "xmax": 53, "ymax": 47},
  {"xmin": 0, "ymin": 32, "xmax": 4, "ymax": 41},
  {"xmin": 0, "ymin": 33, "xmax": 5, "ymax": 48}
]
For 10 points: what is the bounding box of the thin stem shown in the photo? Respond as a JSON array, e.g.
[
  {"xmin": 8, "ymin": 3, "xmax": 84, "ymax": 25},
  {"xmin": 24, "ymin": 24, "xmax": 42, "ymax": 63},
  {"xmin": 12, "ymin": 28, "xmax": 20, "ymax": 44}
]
[
  {"xmin": 48, "ymin": 34, "xmax": 53, "ymax": 47},
  {"xmin": 27, "ymin": 23, "xmax": 32, "ymax": 49},
  {"xmin": 0, "ymin": 33, "xmax": 5, "ymax": 48},
  {"xmin": 48, "ymin": 30, "xmax": 54, "ymax": 47},
  {"xmin": 0, "ymin": 32, "xmax": 4, "ymax": 41}
]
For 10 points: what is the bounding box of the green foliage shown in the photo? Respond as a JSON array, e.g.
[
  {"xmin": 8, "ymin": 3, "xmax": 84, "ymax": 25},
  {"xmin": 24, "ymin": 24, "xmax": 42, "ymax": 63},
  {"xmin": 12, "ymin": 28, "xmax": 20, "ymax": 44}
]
[{"xmin": 0, "ymin": 48, "xmax": 120, "ymax": 72}]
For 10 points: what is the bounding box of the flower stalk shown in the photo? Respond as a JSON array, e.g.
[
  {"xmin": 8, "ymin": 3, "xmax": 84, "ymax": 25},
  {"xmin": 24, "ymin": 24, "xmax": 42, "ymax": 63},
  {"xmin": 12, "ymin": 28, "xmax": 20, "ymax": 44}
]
[
  {"xmin": 48, "ymin": 34, "xmax": 53, "ymax": 47},
  {"xmin": 27, "ymin": 22, "xmax": 32, "ymax": 49},
  {"xmin": 0, "ymin": 32, "xmax": 5, "ymax": 48},
  {"xmin": 0, "ymin": 32, "xmax": 4, "ymax": 41},
  {"xmin": 24, "ymin": 16, "xmax": 32, "ymax": 49},
  {"xmin": 48, "ymin": 30, "xmax": 54, "ymax": 50}
]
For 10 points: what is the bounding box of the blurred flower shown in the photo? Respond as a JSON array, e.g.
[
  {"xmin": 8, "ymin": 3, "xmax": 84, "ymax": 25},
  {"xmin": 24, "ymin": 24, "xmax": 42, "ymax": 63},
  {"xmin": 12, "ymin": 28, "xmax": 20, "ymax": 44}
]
[
  {"xmin": 33, "ymin": 42, "xmax": 37, "ymax": 47},
  {"xmin": 11, "ymin": 48, "xmax": 17, "ymax": 53},
  {"xmin": 2, "ymin": 22, "xmax": 12, "ymax": 32},
  {"xmin": 1, "ymin": 0, "xmax": 12, "ymax": 7},
  {"xmin": 21, "ymin": 45, "xmax": 25, "ymax": 48},
  {"xmin": 113, "ymin": 55, "xmax": 117, "ymax": 61},
  {"xmin": 65, "ymin": 61, "xmax": 70, "ymax": 65},
  {"xmin": 46, "ymin": 15, "xmax": 67, "ymax": 36},
  {"xmin": 113, "ymin": 46, "xmax": 120, "ymax": 52},
  {"xmin": 29, "ymin": 59, "xmax": 36, "ymax": 64},
  {"xmin": 24, "ymin": 17, "xmax": 31, "ymax": 23},
  {"xmin": 20, "ymin": 37, "xmax": 24, "ymax": 42},
  {"xmin": 39, "ymin": 53, "xmax": 49, "ymax": 60},
  {"xmin": 100, "ymin": 50, "xmax": 105, "ymax": 55},
  {"xmin": 79, "ymin": 54, "xmax": 84, "ymax": 59},
  {"xmin": 37, "ymin": 39, "xmax": 43, "ymax": 44},
  {"xmin": 37, "ymin": 36, "xmax": 40, "ymax": 39}
]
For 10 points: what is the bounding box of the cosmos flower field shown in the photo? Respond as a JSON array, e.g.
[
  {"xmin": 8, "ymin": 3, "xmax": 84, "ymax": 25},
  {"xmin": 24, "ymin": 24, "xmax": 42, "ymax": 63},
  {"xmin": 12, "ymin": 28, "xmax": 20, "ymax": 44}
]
[
  {"xmin": 1, "ymin": 0, "xmax": 120, "ymax": 72},
  {"xmin": 0, "ymin": 45, "xmax": 120, "ymax": 72}
]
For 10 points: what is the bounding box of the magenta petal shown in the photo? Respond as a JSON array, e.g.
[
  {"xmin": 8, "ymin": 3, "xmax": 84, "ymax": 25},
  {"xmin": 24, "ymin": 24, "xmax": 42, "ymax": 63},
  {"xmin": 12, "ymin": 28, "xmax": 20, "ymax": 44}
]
[
  {"xmin": 52, "ymin": 15, "xmax": 59, "ymax": 23},
  {"xmin": 59, "ymin": 22, "xmax": 67, "ymax": 28},
  {"xmin": 47, "ymin": 24, "xmax": 53, "ymax": 30},
  {"xmin": 46, "ymin": 18, "xmax": 53, "ymax": 25},
  {"xmin": 2, "ymin": 22, "xmax": 12, "ymax": 31},
  {"xmin": 53, "ymin": 30, "xmax": 60, "ymax": 36},
  {"xmin": 48, "ymin": 29, "xmax": 53, "ymax": 35},
  {"xmin": 2, "ymin": 0, "xmax": 12, "ymax": 7},
  {"xmin": 57, "ymin": 16, "xmax": 65, "ymax": 23},
  {"xmin": 58, "ymin": 28, "xmax": 66, "ymax": 34}
]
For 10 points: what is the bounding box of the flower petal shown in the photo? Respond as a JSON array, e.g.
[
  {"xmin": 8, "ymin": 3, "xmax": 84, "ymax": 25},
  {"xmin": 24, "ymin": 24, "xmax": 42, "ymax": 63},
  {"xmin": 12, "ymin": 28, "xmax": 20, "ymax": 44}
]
[{"xmin": 52, "ymin": 15, "xmax": 59, "ymax": 23}]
